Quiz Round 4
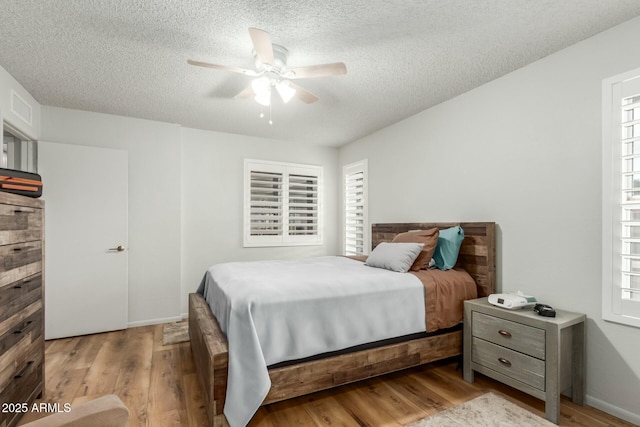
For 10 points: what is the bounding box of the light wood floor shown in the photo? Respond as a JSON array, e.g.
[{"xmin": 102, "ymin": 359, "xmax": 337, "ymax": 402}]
[{"xmin": 17, "ymin": 324, "xmax": 636, "ymax": 427}]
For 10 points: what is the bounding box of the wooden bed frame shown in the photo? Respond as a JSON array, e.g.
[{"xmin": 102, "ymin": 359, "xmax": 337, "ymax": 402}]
[{"xmin": 189, "ymin": 222, "xmax": 496, "ymax": 426}]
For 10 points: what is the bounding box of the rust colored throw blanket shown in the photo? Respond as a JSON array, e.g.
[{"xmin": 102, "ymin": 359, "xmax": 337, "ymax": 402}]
[
  {"xmin": 411, "ymin": 268, "xmax": 477, "ymax": 332},
  {"xmin": 348, "ymin": 255, "xmax": 477, "ymax": 332}
]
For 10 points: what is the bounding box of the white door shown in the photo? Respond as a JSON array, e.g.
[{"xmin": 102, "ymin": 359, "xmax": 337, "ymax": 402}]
[{"xmin": 38, "ymin": 141, "xmax": 128, "ymax": 339}]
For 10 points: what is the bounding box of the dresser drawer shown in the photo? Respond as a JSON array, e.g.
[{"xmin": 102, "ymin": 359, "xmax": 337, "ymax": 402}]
[
  {"xmin": 0, "ymin": 241, "xmax": 42, "ymax": 288},
  {"xmin": 472, "ymin": 311, "xmax": 545, "ymax": 360},
  {"xmin": 0, "ymin": 358, "xmax": 42, "ymax": 427},
  {"xmin": 0, "ymin": 273, "xmax": 42, "ymax": 325},
  {"xmin": 0, "ymin": 204, "xmax": 42, "ymax": 246},
  {"xmin": 472, "ymin": 337, "xmax": 545, "ymax": 390},
  {"xmin": 0, "ymin": 309, "xmax": 43, "ymax": 392},
  {"xmin": 0, "ymin": 308, "xmax": 43, "ymax": 359},
  {"xmin": 0, "ymin": 304, "xmax": 44, "ymax": 384}
]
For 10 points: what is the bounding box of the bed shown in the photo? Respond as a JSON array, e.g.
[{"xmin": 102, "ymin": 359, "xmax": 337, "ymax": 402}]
[{"xmin": 189, "ymin": 222, "xmax": 496, "ymax": 427}]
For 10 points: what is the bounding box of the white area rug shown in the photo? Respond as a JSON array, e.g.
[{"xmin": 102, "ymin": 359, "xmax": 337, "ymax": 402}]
[{"xmin": 407, "ymin": 393, "xmax": 555, "ymax": 427}]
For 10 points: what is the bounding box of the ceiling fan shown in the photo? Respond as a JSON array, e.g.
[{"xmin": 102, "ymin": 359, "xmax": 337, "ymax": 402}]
[{"xmin": 188, "ymin": 28, "xmax": 347, "ymax": 106}]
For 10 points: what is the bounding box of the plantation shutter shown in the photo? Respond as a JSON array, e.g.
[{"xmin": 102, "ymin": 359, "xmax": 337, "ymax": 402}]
[
  {"xmin": 343, "ymin": 160, "xmax": 368, "ymax": 255},
  {"xmin": 244, "ymin": 159, "xmax": 322, "ymax": 247},
  {"xmin": 287, "ymin": 172, "xmax": 319, "ymax": 237},
  {"xmin": 248, "ymin": 170, "xmax": 283, "ymax": 237},
  {"xmin": 619, "ymin": 91, "xmax": 640, "ymax": 317},
  {"xmin": 604, "ymin": 72, "xmax": 640, "ymax": 327}
]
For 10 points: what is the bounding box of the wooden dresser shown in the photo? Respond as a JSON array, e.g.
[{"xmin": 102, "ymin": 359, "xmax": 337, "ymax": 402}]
[{"xmin": 0, "ymin": 192, "xmax": 44, "ymax": 427}]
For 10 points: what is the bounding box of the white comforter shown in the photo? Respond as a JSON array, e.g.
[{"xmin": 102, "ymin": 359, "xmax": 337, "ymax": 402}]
[{"xmin": 197, "ymin": 256, "xmax": 426, "ymax": 427}]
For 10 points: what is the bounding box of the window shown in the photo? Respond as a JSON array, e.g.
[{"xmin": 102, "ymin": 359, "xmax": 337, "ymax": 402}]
[
  {"xmin": 343, "ymin": 160, "xmax": 368, "ymax": 255},
  {"xmin": 244, "ymin": 159, "xmax": 322, "ymax": 247},
  {"xmin": 603, "ymin": 69, "xmax": 640, "ymax": 327},
  {"xmin": 2, "ymin": 122, "xmax": 37, "ymax": 173}
]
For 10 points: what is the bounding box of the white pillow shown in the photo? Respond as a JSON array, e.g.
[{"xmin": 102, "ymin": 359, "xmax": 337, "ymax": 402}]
[{"xmin": 365, "ymin": 242, "xmax": 424, "ymax": 273}]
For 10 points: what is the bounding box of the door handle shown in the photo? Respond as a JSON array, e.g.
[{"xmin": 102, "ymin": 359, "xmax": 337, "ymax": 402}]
[{"xmin": 108, "ymin": 245, "xmax": 126, "ymax": 252}]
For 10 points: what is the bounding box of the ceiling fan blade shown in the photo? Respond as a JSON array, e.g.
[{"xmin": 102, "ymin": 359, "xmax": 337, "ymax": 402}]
[
  {"xmin": 287, "ymin": 62, "xmax": 347, "ymax": 79},
  {"xmin": 288, "ymin": 82, "xmax": 319, "ymax": 104},
  {"xmin": 234, "ymin": 85, "xmax": 255, "ymax": 99},
  {"xmin": 187, "ymin": 59, "xmax": 259, "ymax": 76},
  {"xmin": 248, "ymin": 28, "xmax": 274, "ymax": 67}
]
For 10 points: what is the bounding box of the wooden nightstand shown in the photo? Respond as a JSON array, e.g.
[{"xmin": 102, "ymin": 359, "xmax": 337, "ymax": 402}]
[{"xmin": 463, "ymin": 297, "xmax": 585, "ymax": 424}]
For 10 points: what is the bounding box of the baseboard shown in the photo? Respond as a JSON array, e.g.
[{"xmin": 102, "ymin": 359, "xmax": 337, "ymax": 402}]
[
  {"xmin": 128, "ymin": 316, "xmax": 182, "ymax": 328},
  {"xmin": 181, "ymin": 312, "xmax": 188, "ymax": 319},
  {"xmin": 586, "ymin": 394, "xmax": 640, "ymax": 425}
]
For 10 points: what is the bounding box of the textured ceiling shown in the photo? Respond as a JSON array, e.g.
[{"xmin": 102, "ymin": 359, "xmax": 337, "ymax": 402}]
[{"xmin": 1, "ymin": 1, "xmax": 640, "ymax": 146}]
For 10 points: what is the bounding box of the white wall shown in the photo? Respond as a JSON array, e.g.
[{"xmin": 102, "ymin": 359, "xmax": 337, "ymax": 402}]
[
  {"xmin": 180, "ymin": 127, "xmax": 339, "ymax": 315},
  {"xmin": 41, "ymin": 107, "xmax": 182, "ymax": 326},
  {"xmin": 39, "ymin": 107, "xmax": 339, "ymax": 322},
  {"xmin": 0, "ymin": 64, "xmax": 41, "ymax": 140},
  {"xmin": 339, "ymin": 17, "xmax": 640, "ymax": 423}
]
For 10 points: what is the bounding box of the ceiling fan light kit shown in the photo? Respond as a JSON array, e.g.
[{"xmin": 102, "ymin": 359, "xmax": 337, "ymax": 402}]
[
  {"xmin": 251, "ymin": 77, "xmax": 272, "ymax": 106},
  {"xmin": 250, "ymin": 76, "xmax": 296, "ymax": 107},
  {"xmin": 275, "ymin": 81, "xmax": 296, "ymax": 103},
  {"xmin": 188, "ymin": 27, "xmax": 347, "ymax": 123}
]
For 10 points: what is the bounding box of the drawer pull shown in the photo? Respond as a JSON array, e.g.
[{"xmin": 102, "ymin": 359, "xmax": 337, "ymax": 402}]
[
  {"xmin": 13, "ymin": 321, "xmax": 33, "ymax": 334},
  {"xmin": 498, "ymin": 329, "xmax": 512, "ymax": 338},
  {"xmin": 13, "ymin": 285, "xmax": 22, "ymax": 289},
  {"xmin": 13, "ymin": 361, "xmax": 35, "ymax": 381},
  {"xmin": 13, "ymin": 208, "xmax": 35, "ymax": 214},
  {"xmin": 13, "ymin": 246, "xmax": 34, "ymax": 252},
  {"xmin": 498, "ymin": 357, "xmax": 512, "ymax": 367}
]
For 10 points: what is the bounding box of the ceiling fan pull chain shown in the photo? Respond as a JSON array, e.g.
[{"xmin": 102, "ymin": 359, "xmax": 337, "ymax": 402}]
[{"xmin": 268, "ymin": 102, "xmax": 273, "ymax": 125}]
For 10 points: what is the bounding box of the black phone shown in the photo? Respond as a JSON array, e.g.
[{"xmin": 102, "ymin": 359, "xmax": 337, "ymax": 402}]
[{"xmin": 533, "ymin": 303, "xmax": 556, "ymax": 317}]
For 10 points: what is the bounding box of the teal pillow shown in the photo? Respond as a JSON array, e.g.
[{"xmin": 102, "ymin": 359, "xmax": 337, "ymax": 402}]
[{"xmin": 433, "ymin": 226, "xmax": 464, "ymax": 270}]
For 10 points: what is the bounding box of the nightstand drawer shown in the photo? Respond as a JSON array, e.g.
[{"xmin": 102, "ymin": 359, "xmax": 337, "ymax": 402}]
[
  {"xmin": 472, "ymin": 311, "xmax": 545, "ymax": 359},
  {"xmin": 472, "ymin": 337, "xmax": 545, "ymax": 390}
]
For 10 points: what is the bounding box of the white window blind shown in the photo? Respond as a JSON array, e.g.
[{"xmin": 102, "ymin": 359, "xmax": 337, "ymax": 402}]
[
  {"xmin": 288, "ymin": 172, "xmax": 319, "ymax": 237},
  {"xmin": 248, "ymin": 170, "xmax": 283, "ymax": 238},
  {"xmin": 603, "ymin": 70, "xmax": 640, "ymax": 327},
  {"xmin": 244, "ymin": 160, "xmax": 322, "ymax": 247},
  {"xmin": 343, "ymin": 160, "xmax": 368, "ymax": 255}
]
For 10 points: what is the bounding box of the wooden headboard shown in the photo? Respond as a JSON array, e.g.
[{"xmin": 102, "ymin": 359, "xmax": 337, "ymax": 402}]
[{"xmin": 371, "ymin": 222, "xmax": 496, "ymax": 297}]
